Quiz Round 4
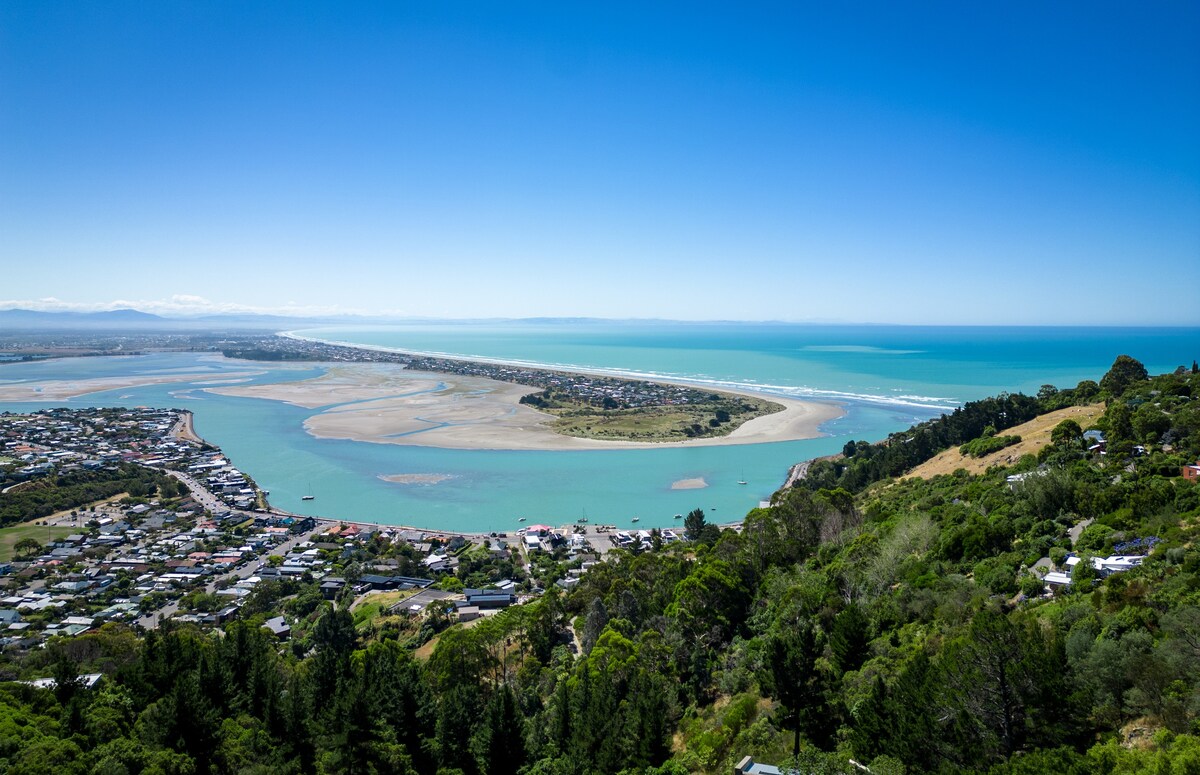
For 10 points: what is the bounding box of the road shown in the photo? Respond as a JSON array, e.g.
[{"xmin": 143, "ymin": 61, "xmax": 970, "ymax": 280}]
[
  {"xmin": 135, "ymin": 523, "xmax": 324, "ymax": 629},
  {"xmin": 164, "ymin": 469, "xmax": 231, "ymax": 514},
  {"xmin": 135, "ymin": 469, "xmax": 327, "ymax": 629}
]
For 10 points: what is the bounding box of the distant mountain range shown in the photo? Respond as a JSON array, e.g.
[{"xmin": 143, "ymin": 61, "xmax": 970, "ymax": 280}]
[
  {"xmin": 0, "ymin": 308, "xmax": 351, "ymax": 330},
  {"xmin": 0, "ymin": 308, "xmax": 843, "ymax": 331}
]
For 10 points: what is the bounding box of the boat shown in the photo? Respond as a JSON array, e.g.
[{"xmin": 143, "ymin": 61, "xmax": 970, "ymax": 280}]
[
  {"xmin": 738, "ymin": 468, "xmax": 748, "ymax": 485},
  {"xmin": 674, "ymin": 513, "xmax": 682, "ymax": 519},
  {"xmin": 301, "ymin": 495, "xmax": 314, "ymax": 501},
  {"xmin": 518, "ymin": 517, "xmax": 526, "ymax": 522},
  {"xmin": 631, "ymin": 516, "xmax": 640, "ymax": 523}
]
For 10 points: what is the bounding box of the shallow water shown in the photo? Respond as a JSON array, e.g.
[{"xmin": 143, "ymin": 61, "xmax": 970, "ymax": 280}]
[{"xmin": 2, "ymin": 323, "xmax": 1195, "ymax": 531}]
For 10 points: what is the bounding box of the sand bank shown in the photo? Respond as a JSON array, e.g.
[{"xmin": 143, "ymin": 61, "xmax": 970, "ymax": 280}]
[
  {"xmin": 213, "ymin": 364, "xmax": 443, "ymax": 408},
  {"xmin": 0, "ymin": 372, "xmax": 262, "ymax": 402},
  {"xmin": 379, "ymin": 473, "xmax": 455, "ymax": 485},
  {"xmin": 671, "ymin": 478, "xmax": 708, "ymax": 490},
  {"xmin": 210, "ymin": 362, "xmax": 843, "ymax": 451}
]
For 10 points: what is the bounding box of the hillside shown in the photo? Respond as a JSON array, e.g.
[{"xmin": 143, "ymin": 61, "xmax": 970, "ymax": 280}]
[
  {"xmin": 905, "ymin": 402, "xmax": 1106, "ymax": 478},
  {"xmin": 1, "ymin": 357, "xmax": 1198, "ymax": 775}
]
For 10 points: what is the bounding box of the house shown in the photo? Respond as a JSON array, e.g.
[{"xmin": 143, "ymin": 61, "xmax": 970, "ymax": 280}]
[
  {"xmin": 734, "ymin": 756, "xmax": 785, "ymax": 775},
  {"xmin": 462, "ymin": 588, "xmax": 516, "ymax": 609},
  {"xmin": 1182, "ymin": 463, "xmax": 1200, "ymax": 482},
  {"xmin": 320, "ymin": 578, "xmax": 348, "ymax": 599},
  {"xmin": 1051, "ymin": 553, "xmax": 1147, "ymax": 587},
  {"xmin": 21, "ymin": 673, "xmax": 104, "ymax": 691},
  {"xmin": 1043, "ymin": 571, "xmax": 1073, "ymax": 588},
  {"xmin": 263, "ymin": 616, "xmax": 291, "ymax": 638}
]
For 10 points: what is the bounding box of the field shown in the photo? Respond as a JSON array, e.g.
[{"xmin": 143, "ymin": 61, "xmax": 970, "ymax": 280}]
[
  {"xmin": 0, "ymin": 520, "xmax": 76, "ymax": 562},
  {"xmin": 905, "ymin": 403, "xmax": 1106, "ymax": 479},
  {"xmin": 542, "ymin": 395, "xmax": 783, "ymax": 442}
]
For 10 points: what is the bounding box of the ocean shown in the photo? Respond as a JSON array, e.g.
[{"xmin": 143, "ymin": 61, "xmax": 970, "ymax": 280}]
[{"xmin": 1, "ymin": 324, "xmax": 1195, "ymax": 531}]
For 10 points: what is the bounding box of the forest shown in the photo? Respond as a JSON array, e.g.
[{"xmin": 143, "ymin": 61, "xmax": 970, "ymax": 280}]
[{"xmin": 2, "ymin": 355, "xmax": 1200, "ymax": 774}]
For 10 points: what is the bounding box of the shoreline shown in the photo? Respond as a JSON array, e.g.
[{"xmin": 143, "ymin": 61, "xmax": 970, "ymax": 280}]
[
  {"xmin": 211, "ymin": 361, "xmax": 844, "ymax": 451},
  {"xmin": 264, "ymin": 334, "xmax": 846, "ymax": 451}
]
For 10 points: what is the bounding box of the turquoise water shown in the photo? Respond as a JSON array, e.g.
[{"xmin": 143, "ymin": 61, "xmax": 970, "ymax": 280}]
[
  {"xmin": 294, "ymin": 323, "xmax": 1198, "ymax": 409},
  {"xmin": 1, "ymin": 325, "xmax": 1196, "ymax": 532}
]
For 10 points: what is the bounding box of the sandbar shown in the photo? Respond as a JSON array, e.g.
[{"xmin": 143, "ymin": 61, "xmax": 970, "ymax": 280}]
[
  {"xmin": 209, "ymin": 362, "xmax": 843, "ymax": 451},
  {"xmin": 379, "ymin": 473, "xmax": 455, "ymax": 485},
  {"xmin": 212, "ymin": 364, "xmax": 443, "ymax": 408},
  {"xmin": 0, "ymin": 372, "xmax": 262, "ymax": 402},
  {"xmin": 671, "ymin": 478, "xmax": 708, "ymax": 490}
]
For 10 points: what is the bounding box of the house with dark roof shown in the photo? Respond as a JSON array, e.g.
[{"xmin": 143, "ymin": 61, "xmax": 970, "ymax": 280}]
[{"xmin": 462, "ymin": 588, "xmax": 516, "ymax": 609}]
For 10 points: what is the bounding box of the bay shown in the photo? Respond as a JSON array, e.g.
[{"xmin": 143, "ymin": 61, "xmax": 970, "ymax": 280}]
[{"xmin": 1, "ymin": 324, "xmax": 1196, "ymax": 532}]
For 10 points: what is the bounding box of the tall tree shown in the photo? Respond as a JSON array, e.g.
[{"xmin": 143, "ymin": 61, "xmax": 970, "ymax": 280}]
[
  {"xmin": 830, "ymin": 604, "xmax": 871, "ymax": 675},
  {"xmin": 765, "ymin": 620, "xmax": 827, "ymax": 757},
  {"xmin": 1100, "ymin": 355, "xmax": 1148, "ymax": 397},
  {"xmin": 684, "ymin": 508, "xmax": 708, "ymax": 543},
  {"xmin": 473, "ymin": 684, "xmax": 527, "ymax": 775}
]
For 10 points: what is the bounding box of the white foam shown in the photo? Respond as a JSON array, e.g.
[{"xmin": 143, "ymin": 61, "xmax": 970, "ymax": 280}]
[{"xmin": 282, "ymin": 331, "xmax": 962, "ymax": 413}]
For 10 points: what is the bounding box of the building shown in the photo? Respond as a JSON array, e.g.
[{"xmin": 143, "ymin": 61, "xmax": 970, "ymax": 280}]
[{"xmin": 734, "ymin": 757, "xmax": 784, "ymax": 775}]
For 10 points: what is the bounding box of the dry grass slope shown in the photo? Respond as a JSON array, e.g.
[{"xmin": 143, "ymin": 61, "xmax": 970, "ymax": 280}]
[{"xmin": 905, "ymin": 403, "xmax": 1106, "ymax": 479}]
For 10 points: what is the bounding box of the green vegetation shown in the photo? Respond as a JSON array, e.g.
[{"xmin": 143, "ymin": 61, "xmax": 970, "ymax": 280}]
[
  {"xmin": 959, "ymin": 426, "xmax": 1022, "ymax": 457},
  {"xmin": 523, "ymin": 387, "xmax": 781, "ymax": 441},
  {"xmin": 0, "ymin": 464, "xmax": 181, "ymax": 528},
  {"xmin": 807, "ymin": 392, "xmax": 1045, "ymax": 492},
  {"xmin": 0, "ymin": 522, "xmax": 75, "ymax": 561},
  {"xmin": 3, "ymin": 355, "xmax": 1200, "ymax": 774}
]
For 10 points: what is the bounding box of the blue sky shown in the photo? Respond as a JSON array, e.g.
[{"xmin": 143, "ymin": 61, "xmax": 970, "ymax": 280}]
[{"xmin": 1, "ymin": 2, "xmax": 1197, "ymax": 324}]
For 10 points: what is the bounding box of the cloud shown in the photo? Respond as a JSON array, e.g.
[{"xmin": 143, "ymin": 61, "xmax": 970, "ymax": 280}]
[{"xmin": 0, "ymin": 296, "xmax": 366, "ymax": 318}]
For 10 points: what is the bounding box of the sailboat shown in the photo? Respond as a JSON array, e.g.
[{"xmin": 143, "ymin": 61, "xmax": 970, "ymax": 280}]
[
  {"xmin": 737, "ymin": 468, "xmax": 748, "ymax": 485},
  {"xmin": 302, "ymin": 483, "xmax": 315, "ymax": 501}
]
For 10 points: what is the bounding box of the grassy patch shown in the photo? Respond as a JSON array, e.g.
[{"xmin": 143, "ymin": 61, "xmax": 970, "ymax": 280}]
[
  {"xmin": 539, "ymin": 395, "xmax": 782, "ymax": 442},
  {"xmin": 0, "ymin": 521, "xmax": 75, "ymax": 561},
  {"xmin": 351, "ymin": 589, "xmax": 419, "ymax": 628}
]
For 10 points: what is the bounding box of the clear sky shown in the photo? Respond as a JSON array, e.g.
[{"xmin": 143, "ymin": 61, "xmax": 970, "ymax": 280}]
[{"xmin": 1, "ymin": 2, "xmax": 1197, "ymax": 324}]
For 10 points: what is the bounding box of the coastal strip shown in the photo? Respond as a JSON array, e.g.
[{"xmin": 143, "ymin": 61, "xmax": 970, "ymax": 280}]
[
  {"xmin": 211, "ymin": 335, "xmax": 845, "ymax": 450},
  {"xmin": 209, "ymin": 362, "xmax": 843, "ymax": 451}
]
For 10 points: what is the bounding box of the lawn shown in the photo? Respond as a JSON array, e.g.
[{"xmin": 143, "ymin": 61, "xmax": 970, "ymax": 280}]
[
  {"xmin": 0, "ymin": 521, "xmax": 76, "ymax": 561},
  {"xmin": 351, "ymin": 588, "xmax": 420, "ymax": 627},
  {"xmin": 545, "ymin": 396, "xmax": 782, "ymax": 442}
]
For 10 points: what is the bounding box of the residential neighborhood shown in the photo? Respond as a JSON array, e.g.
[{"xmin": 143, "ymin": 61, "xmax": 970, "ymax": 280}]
[{"xmin": 0, "ymin": 406, "xmax": 644, "ymax": 655}]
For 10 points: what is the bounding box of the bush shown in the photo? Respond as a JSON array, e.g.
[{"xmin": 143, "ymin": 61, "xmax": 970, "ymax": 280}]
[{"xmin": 960, "ymin": 435, "xmax": 1022, "ymax": 458}]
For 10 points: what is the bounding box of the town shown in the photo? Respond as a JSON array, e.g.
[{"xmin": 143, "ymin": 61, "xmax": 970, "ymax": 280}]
[{"xmin": 0, "ymin": 406, "xmax": 698, "ymax": 658}]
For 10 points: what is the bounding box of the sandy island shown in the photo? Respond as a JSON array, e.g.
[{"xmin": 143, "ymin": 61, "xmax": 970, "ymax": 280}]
[
  {"xmin": 671, "ymin": 478, "xmax": 709, "ymax": 490},
  {"xmin": 0, "ymin": 371, "xmax": 264, "ymax": 402},
  {"xmin": 379, "ymin": 473, "xmax": 455, "ymax": 485},
  {"xmin": 209, "ymin": 363, "xmax": 844, "ymax": 451}
]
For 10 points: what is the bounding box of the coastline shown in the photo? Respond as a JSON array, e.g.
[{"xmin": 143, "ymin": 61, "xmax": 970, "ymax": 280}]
[
  {"xmin": 210, "ymin": 360, "xmax": 845, "ymax": 451},
  {"xmin": 264, "ymin": 333, "xmax": 846, "ymax": 450}
]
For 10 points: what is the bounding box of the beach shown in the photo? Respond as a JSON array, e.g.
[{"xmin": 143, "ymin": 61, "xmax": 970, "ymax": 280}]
[{"xmin": 209, "ymin": 362, "xmax": 843, "ymax": 451}]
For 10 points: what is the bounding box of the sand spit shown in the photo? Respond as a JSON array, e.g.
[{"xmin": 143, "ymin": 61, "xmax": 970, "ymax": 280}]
[
  {"xmin": 671, "ymin": 478, "xmax": 709, "ymax": 490},
  {"xmin": 210, "ymin": 362, "xmax": 843, "ymax": 451}
]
